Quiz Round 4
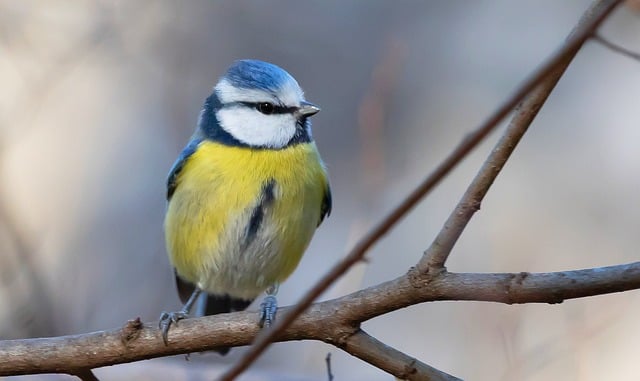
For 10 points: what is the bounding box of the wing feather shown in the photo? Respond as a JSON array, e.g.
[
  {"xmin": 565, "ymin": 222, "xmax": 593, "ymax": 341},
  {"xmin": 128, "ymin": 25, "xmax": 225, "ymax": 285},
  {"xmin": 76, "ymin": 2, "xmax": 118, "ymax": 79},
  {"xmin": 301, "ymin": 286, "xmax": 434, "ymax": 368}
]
[
  {"xmin": 166, "ymin": 138, "xmax": 203, "ymax": 200},
  {"xmin": 318, "ymin": 184, "xmax": 332, "ymax": 226}
]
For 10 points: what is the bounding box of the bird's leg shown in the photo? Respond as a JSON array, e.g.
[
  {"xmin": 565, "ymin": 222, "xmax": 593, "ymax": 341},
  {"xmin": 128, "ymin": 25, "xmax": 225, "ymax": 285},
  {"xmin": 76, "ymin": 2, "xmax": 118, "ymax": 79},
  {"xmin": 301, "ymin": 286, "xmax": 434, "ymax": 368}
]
[
  {"xmin": 259, "ymin": 283, "xmax": 279, "ymax": 328},
  {"xmin": 159, "ymin": 288, "xmax": 202, "ymax": 345}
]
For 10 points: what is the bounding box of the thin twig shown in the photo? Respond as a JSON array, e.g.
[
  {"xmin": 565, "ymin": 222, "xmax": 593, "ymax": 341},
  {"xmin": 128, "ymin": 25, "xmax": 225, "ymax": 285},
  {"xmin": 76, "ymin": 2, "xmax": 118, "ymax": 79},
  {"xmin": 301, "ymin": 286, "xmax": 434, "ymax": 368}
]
[
  {"xmin": 592, "ymin": 33, "xmax": 640, "ymax": 62},
  {"xmin": 218, "ymin": 1, "xmax": 623, "ymax": 379},
  {"xmin": 325, "ymin": 352, "xmax": 334, "ymax": 381},
  {"xmin": 419, "ymin": 0, "xmax": 622, "ymax": 271}
]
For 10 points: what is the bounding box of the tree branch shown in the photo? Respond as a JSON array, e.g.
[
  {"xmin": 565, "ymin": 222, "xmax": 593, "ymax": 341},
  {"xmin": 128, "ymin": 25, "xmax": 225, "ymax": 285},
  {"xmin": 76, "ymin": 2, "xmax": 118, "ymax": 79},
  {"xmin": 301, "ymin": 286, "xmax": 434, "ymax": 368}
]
[
  {"xmin": 339, "ymin": 330, "xmax": 462, "ymax": 381},
  {"xmin": 349, "ymin": 262, "xmax": 640, "ymax": 319},
  {"xmin": 1, "ymin": 262, "xmax": 638, "ymax": 377},
  {"xmin": 419, "ymin": 0, "xmax": 622, "ymax": 271},
  {"xmin": 220, "ymin": 0, "xmax": 623, "ymax": 379},
  {"xmin": 325, "ymin": 352, "xmax": 334, "ymax": 381},
  {"xmin": 592, "ymin": 33, "xmax": 640, "ymax": 62},
  {"xmin": 0, "ymin": 1, "xmax": 628, "ymax": 380}
]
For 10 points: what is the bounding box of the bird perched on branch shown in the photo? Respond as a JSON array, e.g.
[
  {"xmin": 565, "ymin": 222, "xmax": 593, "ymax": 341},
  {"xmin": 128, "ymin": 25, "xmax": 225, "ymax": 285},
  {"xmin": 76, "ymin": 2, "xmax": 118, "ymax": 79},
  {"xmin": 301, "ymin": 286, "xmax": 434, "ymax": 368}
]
[{"xmin": 159, "ymin": 60, "xmax": 331, "ymax": 352}]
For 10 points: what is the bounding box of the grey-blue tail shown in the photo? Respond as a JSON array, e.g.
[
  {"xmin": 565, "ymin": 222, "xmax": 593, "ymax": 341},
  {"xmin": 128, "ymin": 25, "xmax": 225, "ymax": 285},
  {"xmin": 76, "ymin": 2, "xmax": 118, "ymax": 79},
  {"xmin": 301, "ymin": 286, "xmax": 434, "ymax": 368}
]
[{"xmin": 175, "ymin": 272, "xmax": 253, "ymax": 355}]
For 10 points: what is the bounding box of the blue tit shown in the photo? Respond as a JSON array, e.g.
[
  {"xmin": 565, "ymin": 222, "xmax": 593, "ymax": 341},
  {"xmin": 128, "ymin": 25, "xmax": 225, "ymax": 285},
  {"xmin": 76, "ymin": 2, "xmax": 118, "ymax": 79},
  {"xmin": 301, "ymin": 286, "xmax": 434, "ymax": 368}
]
[{"xmin": 159, "ymin": 60, "xmax": 331, "ymax": 351}]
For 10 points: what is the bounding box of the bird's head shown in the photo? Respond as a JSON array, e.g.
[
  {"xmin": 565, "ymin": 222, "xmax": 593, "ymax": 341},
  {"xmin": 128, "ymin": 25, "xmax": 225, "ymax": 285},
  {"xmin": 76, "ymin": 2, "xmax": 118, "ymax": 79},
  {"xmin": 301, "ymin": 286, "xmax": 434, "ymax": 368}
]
[{"xmin": 198, "ymin": 59, "xmax": 320, "ymax": 149}]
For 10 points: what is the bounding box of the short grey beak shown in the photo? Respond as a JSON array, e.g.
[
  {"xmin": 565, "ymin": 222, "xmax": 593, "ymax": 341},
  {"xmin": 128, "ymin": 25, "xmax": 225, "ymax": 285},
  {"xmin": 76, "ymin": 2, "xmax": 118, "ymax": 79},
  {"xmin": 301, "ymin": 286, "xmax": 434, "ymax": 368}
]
[{"xmin": 297, "ymin": 101, "xmax": 321, "ymax": 117}]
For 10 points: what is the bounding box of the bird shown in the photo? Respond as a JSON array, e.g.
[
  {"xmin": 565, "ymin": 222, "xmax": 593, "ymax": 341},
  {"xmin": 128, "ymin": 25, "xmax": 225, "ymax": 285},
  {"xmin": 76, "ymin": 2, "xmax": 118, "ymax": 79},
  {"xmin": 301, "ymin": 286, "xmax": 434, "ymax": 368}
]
[{"xmin": 159, "ymin": 59, "xmax": 331, "ymax": 352}]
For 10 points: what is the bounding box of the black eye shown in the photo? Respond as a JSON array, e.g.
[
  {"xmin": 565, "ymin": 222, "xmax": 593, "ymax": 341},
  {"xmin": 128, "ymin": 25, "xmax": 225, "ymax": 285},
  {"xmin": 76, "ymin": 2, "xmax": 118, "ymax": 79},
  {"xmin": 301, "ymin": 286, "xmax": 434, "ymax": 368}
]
[{"xmin": 256, "ymin": 102, "xmax": 274, "ymax": 115}]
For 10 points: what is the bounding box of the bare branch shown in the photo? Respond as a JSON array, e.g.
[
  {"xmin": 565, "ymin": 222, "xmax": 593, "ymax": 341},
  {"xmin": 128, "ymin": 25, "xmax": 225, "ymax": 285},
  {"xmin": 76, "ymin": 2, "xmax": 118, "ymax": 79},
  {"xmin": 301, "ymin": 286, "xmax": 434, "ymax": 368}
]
[
  {"xmin": 219, "ymin": 1, "xmax": 623, "ymax": 379},
  {"xmin": 0, "ymin": 1, "xmax": 629, "ymax": 380},
  {"xmin": 347, "ymin": 262, "xmax": 640, "ymax": 320},
  {"xmin": 2, "ymin": 261, "xmax": 639, "ymax": 378},
  {"xmin": 325, "ymin": 353, "xmax": 333, "ymax": 381},
  {"xmin": 420, "ymin": 0, "xmax": 622, "ymax": 271},
  {"xmin": 592, "ymin": 33, "xmax": 640, "ymax": 62},
  {"xmin": 339, "ymin": 330, "xmax": 462, "ymax": 381}
]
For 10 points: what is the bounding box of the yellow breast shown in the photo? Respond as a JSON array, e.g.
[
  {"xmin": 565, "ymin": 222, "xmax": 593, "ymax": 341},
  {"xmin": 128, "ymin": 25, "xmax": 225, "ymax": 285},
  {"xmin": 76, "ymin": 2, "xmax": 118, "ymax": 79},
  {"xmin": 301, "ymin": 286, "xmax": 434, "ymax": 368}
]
[{"xmin": 164, "ymin": 140, "xmax": 328, "ymax": 299}]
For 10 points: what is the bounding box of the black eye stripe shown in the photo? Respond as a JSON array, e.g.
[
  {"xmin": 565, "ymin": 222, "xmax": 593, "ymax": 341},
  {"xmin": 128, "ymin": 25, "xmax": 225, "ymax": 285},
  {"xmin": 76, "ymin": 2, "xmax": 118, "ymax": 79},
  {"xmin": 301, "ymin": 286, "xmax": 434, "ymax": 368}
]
[{"xmin": 229, "ymin": 101, "xmax": 296, "ymax": 115}]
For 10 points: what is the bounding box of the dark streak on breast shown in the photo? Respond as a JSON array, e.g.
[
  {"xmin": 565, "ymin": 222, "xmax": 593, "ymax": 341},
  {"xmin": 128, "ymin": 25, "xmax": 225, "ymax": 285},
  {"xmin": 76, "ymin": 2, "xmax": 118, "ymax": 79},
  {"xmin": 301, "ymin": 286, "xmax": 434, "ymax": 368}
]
[{"xmin": 243, "ymin": 179, "xmax": 276, "ymax": 249}]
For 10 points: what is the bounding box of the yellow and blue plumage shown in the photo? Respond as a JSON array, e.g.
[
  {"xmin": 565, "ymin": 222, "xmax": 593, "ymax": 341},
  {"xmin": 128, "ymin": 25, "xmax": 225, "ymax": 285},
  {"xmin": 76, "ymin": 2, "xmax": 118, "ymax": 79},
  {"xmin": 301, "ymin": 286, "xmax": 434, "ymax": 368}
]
[{"xmin": 160, "ymin": 60, "xmax": 331, "ymax": 351}]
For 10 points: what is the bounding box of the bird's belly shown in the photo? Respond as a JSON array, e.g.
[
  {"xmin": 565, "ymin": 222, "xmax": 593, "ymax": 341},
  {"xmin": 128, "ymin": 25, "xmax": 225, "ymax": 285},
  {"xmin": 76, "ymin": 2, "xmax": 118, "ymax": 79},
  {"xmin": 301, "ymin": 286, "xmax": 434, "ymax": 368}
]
[
  {"xmin": 168, "ymin": 189, "xmax": 319, "ymax": 300},
  {"xmin": 200, "ymin": 205, "xmax": 317, "ymax": 299}
]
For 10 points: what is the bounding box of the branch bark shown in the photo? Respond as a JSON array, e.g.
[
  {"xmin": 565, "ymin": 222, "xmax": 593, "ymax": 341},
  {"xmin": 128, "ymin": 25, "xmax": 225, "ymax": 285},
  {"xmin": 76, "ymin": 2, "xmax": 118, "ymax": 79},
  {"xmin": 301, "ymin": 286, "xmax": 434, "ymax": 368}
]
[
  {"xmin": 0, "ymin": 1, "xmax": 628, "ymax": 380},
  {"xmin": 339, "ymin": 330, "xmax": 461, "ymax": 381},
  {"xmin": 1, "ymin": 262, "xmax": 639, "ymax": 378}
]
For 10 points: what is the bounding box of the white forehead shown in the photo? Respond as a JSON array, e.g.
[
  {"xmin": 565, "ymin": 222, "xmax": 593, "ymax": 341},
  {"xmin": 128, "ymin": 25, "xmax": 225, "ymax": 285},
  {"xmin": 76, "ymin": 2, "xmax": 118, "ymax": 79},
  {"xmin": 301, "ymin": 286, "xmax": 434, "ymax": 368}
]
[{"xmin": 215, "ymin": 78, "xmax": 304, "ymax": 106}]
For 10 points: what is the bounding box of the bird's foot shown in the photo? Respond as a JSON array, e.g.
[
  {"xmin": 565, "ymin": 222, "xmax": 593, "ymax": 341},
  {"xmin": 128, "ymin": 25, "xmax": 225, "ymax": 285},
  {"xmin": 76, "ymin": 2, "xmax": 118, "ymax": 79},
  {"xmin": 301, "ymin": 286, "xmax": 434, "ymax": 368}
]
[
  {"xmin": 159, "ymin": 310, "xmax": 189, "ymax": 345},
  {"xmin": 259, "ymin": 295, "xmax": 278, "ymax": 328}
]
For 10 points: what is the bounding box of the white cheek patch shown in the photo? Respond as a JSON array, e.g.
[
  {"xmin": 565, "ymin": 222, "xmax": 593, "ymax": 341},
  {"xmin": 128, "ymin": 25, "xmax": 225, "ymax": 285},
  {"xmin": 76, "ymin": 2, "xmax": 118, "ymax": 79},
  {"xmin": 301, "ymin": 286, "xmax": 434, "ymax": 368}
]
[{"xmin": 217, "ymin": 108, "xmax": 297, "ymax": 149}]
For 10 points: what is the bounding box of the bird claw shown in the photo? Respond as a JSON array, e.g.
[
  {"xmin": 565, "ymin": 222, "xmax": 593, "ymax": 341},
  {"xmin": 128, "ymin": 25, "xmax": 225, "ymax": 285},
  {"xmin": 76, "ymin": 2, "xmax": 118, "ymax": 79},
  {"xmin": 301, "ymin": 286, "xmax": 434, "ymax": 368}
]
[
  {"xmin": 159, "ymin": 310, "xmax": 189, "ymax": 345},
  {"xmin": 259, "ymin": 295, "xmax": 278, "ymax": 328}
]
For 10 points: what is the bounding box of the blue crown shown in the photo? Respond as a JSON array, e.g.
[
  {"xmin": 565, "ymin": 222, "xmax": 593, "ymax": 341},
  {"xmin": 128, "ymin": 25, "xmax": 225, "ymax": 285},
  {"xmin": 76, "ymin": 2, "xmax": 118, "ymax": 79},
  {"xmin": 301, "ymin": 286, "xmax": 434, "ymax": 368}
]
[{"xmin": 223, "ymin": 59, "xmax": 296, "ymax": 93}]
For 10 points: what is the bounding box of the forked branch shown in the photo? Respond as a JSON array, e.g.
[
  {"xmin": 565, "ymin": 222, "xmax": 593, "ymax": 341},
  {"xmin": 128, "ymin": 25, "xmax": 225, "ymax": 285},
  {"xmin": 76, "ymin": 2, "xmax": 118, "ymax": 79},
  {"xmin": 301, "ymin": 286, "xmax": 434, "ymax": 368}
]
[{"xmin": 0, "ymin": 1, "xmax": 628, "ymax": 381}]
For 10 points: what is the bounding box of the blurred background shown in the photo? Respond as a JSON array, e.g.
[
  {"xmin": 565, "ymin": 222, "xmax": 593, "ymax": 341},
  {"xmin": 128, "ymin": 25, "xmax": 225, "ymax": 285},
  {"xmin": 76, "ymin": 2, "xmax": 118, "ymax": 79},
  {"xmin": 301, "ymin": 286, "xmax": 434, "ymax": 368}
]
[{"xmin": 1, "ymin": 1, "xmax": 640, "ymax": 380}]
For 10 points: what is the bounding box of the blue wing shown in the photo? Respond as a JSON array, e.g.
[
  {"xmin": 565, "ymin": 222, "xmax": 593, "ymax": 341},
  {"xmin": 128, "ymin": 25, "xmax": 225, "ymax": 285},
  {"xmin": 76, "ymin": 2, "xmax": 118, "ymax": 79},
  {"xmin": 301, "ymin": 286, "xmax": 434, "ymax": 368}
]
[{"xmin": 166, "ymin": 138, "xmax": 202, "ymax": 200}]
